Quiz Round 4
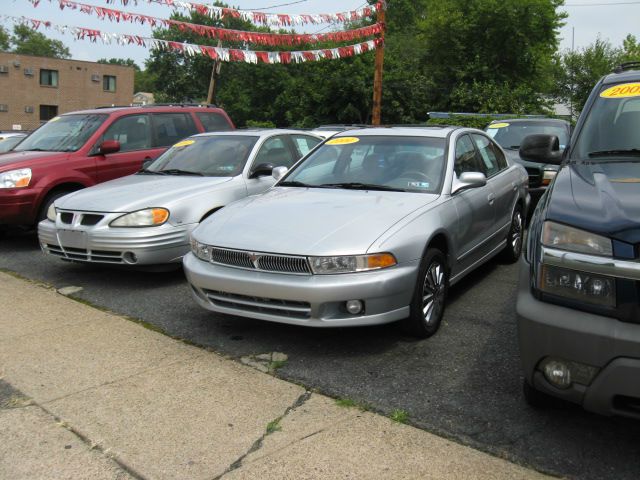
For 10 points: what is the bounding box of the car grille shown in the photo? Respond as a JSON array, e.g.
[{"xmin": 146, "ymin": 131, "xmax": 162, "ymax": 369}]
[
  {"xmin": 59, "ymin": 211, "xmax": 106, "ymax": 226},
  {"xmin": 210, "ymin": 247, "xmax": 311, "ymax": 275},
  {"xmin": 203, "ymin": 289, "xmax": 311, "ymax": 319},
  {"xmin": 44, "ymin": 244, "xmax": 123, "ymax": 263}
]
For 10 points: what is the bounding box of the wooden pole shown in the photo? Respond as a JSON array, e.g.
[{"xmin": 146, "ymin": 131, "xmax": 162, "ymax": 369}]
[
  {"xmin": 206, "ymin": 40, "xmax": 222, "ymax": 105},
  {"xmin": 371, "ymin": 7, "xmax": 386, "ymax": 125}
]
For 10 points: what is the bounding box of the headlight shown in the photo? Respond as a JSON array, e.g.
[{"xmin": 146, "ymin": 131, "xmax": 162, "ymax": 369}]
[
  {"xmin": 0, "ymin": 168, "xmax": 32, "ymax": 188},
  {"xmin": 538, "ymin": 264, "xmax": 616, "ymax": 307},
  {"xmin": 309, "ymin": 253, "xmax": 397, "ymax": 274},
  {"xmin": 110, "ymin": 208, "xmax": 169, "ymax": 227},
  {"xmin": 190, "ymin": 237, "xmax": 211, "ymax": 261},
  {"xmin": 46, "ymin": 203, "xmax": 56, "ymax": 222},
  {"xmin": 542, "ymin": 221, "xmax": 612, "ymax": 256}
]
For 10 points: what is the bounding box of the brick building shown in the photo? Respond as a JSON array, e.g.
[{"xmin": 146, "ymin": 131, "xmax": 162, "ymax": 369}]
[{"xmin": 0, "ymin": 53, "xmax": 134, "ymax": 131}]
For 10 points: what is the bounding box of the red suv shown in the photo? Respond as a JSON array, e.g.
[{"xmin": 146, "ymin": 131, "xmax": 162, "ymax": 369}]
[{"xmin": 0, "ymin": 105, "xmax": 234, "ymax": 229}]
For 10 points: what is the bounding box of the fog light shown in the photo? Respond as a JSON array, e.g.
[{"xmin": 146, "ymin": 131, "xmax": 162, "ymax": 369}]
[
  {"xmin": 123, "ymin": 252, "xmax": 138, "ymax": 264},
  {"xmin": 541, "ymin": 358, "xmax": 572, "ymax": 389},
  {"xmin": 346, "ymin": 300, "xmax": 363, "ymax": 315}
]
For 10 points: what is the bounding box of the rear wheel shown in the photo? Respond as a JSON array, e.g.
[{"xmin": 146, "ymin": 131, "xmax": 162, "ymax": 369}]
[
  {"xmin": 401, "ymin": 248, "xmax": 448, "ymax": 338},
  {"xmin": 499, "ymin": 206, "xmax": 523, "ymax": 263}
]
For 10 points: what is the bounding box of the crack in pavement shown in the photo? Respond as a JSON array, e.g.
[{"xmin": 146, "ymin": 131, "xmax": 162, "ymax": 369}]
[{"xmin": 213, "ymin": 390, "xmax": 313, "ymax": 480}]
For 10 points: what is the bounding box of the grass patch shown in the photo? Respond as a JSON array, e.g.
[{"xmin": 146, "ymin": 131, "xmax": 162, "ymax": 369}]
[
  {"xmin": 266, "ymin": 418, "xmax": 282, "ymax": 434},
  {"xmin": 335, "ymin": 397, "xmax": 369, "ymax": 411},
  {"xmin": 268, "ymin": 360, "xmax": 287, "ymax": 371},
  {"xmin": 390, "ymin": 409, "xmax": 409, "ymax": 424}
]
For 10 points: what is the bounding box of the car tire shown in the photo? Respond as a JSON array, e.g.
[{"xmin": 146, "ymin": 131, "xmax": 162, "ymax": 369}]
[
  {"xmin": 37, "ymin": 191, "xmax": 71, "ymax": 224},
  {"xmin": 499, "ymin": 205, "xmax": 523, "ymax": 264},
  {"xmin": 401, "ymin": 248, "xmax": 448, "ymax": 338}
]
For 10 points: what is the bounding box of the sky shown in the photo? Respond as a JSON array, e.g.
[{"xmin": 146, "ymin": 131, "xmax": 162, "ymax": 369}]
[{"xmin": 2, "ymin": 0, "xmax": 639, "ymax": 67}]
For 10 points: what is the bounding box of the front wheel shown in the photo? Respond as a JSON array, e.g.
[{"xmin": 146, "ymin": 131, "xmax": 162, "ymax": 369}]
[
  {"xmin": 401, "ymin": 248, "xmax": 448, "ymax": 338},
  {"xmin": 37, "ymin": 191, "xmax": 72, "ymax": 224},
  {"xmin": 498, "ymin": 206, "xmax": 523, "ymax": 264}
]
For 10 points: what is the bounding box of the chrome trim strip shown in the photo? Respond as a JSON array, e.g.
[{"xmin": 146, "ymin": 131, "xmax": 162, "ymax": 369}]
[
  {"xmin": 205, "ymin": 292, "xmax": 311, "ymax": 313},
  {"xmin": 542, "ymin": 246, "xmax": 640, "ymax": 281}
]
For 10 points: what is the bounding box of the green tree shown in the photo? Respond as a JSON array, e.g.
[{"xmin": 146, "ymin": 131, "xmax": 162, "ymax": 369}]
[
  {"xmin": 10, "ymin": 24, "xmax": 70, "ymax": 58},
  {"xmin": 621, "ymin": 34, "xmax": 640, "ymax": 62},
  {"xmin": 0, "ymin": 26, "xmax": 9, "ymax": 51},
  {"xmin": 552, "ymin": 38, "xmax": 622, "ymax": 117}
]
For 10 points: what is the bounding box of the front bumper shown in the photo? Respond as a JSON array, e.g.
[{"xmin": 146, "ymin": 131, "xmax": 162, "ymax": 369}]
[
  {"xmin": 38, "ymin": 219, "xmax": 194, "ymax": 266},
  {"xmin": 516, "ymin": 257, "xmax": 640, "ymax": 418},
  {"xmin": 183, "ymin": 252, "xmax": 419, "ymax": 327},
  {"xmin": 0, "ymin": 188, "xmax": 41, "ymax": 225}
]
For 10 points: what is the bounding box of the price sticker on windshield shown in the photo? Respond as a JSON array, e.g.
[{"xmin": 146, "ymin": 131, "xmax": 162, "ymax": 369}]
[
  {"xmin": 173, "ymin": 139, "xmax": 195, "ymax": 148},
  {"xmin": 489, "ymin": 122, "xmax": 510, "ymax": 128},
  {"xmin": 326, "ymin": 137, "xmax": 360, "ymax": 145},
  {"xmin": 600, "ymin": 83, "xmax": 640, "ymax": 98}
]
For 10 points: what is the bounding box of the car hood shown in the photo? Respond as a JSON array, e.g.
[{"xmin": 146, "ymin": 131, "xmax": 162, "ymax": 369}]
[
  {"xmin": 57, "ymin": 174, "xmax": 235, "ymax": 212},
  {"xmin": 194, "ymin": 187, "xmax": 439, "ymax": 256},
  {"xmin": 547, "ymin": 160, "xmax": 640, "ymax": 244},
  {"xmin": 0, "ymin": 150, "xmax": 68, "ymax": 170}
]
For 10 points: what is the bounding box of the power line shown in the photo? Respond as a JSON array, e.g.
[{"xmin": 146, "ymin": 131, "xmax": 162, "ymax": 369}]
[{"xmin": 252, "ymin": 0, "xmax": 310, "ymax": 11}]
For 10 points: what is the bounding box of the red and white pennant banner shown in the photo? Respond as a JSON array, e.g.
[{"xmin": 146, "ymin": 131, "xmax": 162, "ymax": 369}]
[
  {"xmin": 91, "ymin": 0, "xmax": 385, "ymax": 27},
  {"xmin": 1, "ymin": 15, "xmax": 382, "ymax": 63},
  {"xmin": 28, "ymin": 0, "xmax": 383, "ymax": 46}
]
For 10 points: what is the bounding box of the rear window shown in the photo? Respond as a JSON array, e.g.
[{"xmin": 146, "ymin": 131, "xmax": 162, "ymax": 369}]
[
  {"xmin": 196, "ymin": 112, "xmax": 233, "ymax": 132},
  {"xmin": 151, "ymin": 113, "xmax": 199, "ymax": 147}
]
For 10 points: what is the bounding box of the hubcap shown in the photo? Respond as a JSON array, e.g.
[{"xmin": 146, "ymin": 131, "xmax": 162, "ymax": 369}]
[
  {"xmin": 422, "ymin": 260, "xmax": 445, "ymax": 325},
  {"xmin": 511, "ymin": 211, "xmax": 523, "ymax": 253}
]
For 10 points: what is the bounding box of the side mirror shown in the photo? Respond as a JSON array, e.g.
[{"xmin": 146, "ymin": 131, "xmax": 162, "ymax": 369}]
[
  {"xmin": 452, "ymin": 172, "xmax": 487, "ymax": 194},
  {"xmin": 519, "ymin": 134, "xmax": 562, "ymax": 165},
  {"xmin": 272, "ymin": 166, "xmax": 288, "ymax": 181},
  {"xmin": 249, "ymin": 163, "xmax": 275, "ymax": 179},
  {"xmin": 99, "ymin": 140, "xmax": 121, "ymax": 155}
]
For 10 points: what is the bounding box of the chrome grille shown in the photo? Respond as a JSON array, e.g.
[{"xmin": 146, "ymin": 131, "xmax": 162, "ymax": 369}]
[
  {"xmin": 204, "ymin": 289, "xmax": 311, "ymax": 319},
  {"xmin": 44, "ymin": 244, "xmax": 123, "ymax": 263},
  {"xmin": 209, "ymin": 247, "xmax": 311, "ymax": 275},
  {"xmin": 58, "ymin": 211, "xmax": 105, "ymax": 226}
]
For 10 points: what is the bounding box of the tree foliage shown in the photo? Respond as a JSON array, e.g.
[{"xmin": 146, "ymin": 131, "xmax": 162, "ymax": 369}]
[
  {"xmin": 9, "ymin": 25, "xmax": 70, "ymax": 58},
  {"xmin": 0, "ymin": 26, "xmax": 10, "ymax": 51}
]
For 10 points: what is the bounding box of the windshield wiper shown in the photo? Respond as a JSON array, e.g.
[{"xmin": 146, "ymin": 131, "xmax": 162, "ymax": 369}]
[
  {"xmin": 318, "ymin": 182, "xmax": 406, "ymax": 192},
  {"xmin": 278, "ymin": 180, "xmax": 311, "ymax": 187},
  {"xmin": 137, "ymin": 168, "xmax": 167, "ymax": 175},
  {"xmin": 159, "ymin": 169, "xmax": 204, "ymax": 176},
  {"xmin": 508, "ymin": 145, "xmax": 520, "ymax": 150},
  {"xmin": 588, "ymin": 149, "xmax": 640, "ymax": 158}
]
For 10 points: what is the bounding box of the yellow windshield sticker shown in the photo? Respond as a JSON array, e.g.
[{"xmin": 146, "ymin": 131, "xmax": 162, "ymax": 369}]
[
  {"xmin": 600, "ymin": 83, "xmax": 640, "ymax": 98},
  {"xmin": 326, "ymin": 137, "xmax": 360, "ymax": 145},
  {"xmin": 173, "ymin": 139, "xmax": 195, "ymax": 148},
  {"xmin": 610, "ymin": 178, "xmax": 640, "ymax": 183},
  {"xmin": 489, "ymin": 122, "xmax": 509, "ymax": 128},
  {"xmin": 49, "ymin": 116, "xmax": 61, "ymax": 122}
]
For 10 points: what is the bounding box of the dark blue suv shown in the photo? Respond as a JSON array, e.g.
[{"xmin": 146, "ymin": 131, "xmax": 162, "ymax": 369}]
[{"xmin": 516, "ymin": 62, "xmax": 640, "ymax": 418}]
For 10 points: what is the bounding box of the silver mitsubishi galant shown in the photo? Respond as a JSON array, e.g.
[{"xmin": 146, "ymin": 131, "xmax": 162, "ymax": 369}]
[{"xmin": 184, "ymin": 127, "xmax": 530, "ymax": 337}]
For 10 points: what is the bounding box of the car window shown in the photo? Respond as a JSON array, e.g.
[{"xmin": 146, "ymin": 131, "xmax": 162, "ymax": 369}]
[
  {"xmin": 454, "ymin": 135, "xmax": 480, "ymax": 176},
  {"xmin": 195, "ymin": 112, "xmax": 233, "ymax": 132},
  {"xmin": 284, "ymin": 135, "xmax": 446, "ymax": 194},
  {"xmin": 291, "ymin": 134, "xmax": 321, "ymax": 157},
  {"xmin": 486, "ymin": 121, "xmax": 569, "ymax": 150},
  {"xmin": 152, "ymin": 113, "xmax": 199, "ymax": 148},
  {"xmin": 14, "ymin": 114, "xmax": 107, "ymax": 153},
  {"xmin": 253, "ymin": 136, "xmax": 297, "ymax": 168},
  {"xmin": 102, "ymin": 114, "xmax": 151, "ymax": 152},
  {"xmin": 471, "ymin": 134, "xmax": 503, "ymax": 177}
]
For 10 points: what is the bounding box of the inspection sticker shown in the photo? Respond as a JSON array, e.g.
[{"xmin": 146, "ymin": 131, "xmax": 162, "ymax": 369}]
[
  {"xmin": 173, "ymin": 139, "xmax": 195, "ymax": 148},
  {"xmin": 326, "ymin": 137, "xmax": 360, "ymax": 145},
  {"xmin": 408, "ymin": 181, "xmax": 430, "ymax": 189},
  {"xmin": 600, "ymin": 83, "xmax": 640, "ymax": 98},
  {"xmin": 49, "ymin": 116, "xmax": 61, "ymax": 122},
  {"xmin": 489, "ymin": 122, "xmax": 509, "ymax": 128}
]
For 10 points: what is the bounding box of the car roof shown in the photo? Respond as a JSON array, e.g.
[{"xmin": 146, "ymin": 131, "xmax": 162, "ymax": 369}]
[
  {"xmin": 193, "ymin": 128, "xmax": 321, "ymax": 139},
  {"xmin": 602, "ymin": 68, "xmax": 640, "ymax": 85},
  {"xmin": 331, "ymin": 126, "xmax": 458, "ymax": 138},
  {"xmin": 62, "ymin": 105, "xmax": 228, "ymax": 116},
  {"xmin": 487, "ymin": 118, "xmax": 570, "ymax": 126}
]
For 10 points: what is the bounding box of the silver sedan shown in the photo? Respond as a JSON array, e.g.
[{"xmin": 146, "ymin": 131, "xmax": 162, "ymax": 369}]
[
  {"xmin": 38, "ymin": 130, "xmax": 322, "ymax": 267},
  {"xmin": 184, "ymin": 127, "xmax": 530, "ymax": 337}
]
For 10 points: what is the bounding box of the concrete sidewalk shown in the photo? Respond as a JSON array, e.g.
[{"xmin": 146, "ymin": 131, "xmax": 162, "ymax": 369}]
[{"xmin": 0, "ymin": 272, "xmax": 552, "ymax": 480}]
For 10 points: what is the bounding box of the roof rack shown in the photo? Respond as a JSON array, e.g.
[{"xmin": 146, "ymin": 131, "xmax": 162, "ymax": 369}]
[
  {"xmin": 613, "ymin": 61, "xmax": 640, "ymax": 73},
  {"xmin": 93, "ymin": 103, "xmax": 219, "ymax": 109}
]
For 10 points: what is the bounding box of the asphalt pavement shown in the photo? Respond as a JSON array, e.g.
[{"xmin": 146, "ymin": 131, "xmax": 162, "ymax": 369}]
[{"xmin": 2, "ymin": 229, "xmax": 640, "ymax": 479}]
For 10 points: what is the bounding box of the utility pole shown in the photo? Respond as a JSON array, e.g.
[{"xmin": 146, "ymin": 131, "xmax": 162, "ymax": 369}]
[
  {"xmin": 371, "ymin": 7, "xmax": 386, "ymax": 125},
  {"xmin": 206, "ymin": 40, "xmax": 223, "ymax": 105}
]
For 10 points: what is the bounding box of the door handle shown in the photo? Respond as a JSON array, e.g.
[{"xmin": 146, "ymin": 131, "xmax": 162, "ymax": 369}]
[
  {"xmin": 487, "ymin": 193, "xmax": 495, "ymax": 205},
  {"xmin": 511, "ymin": 181, "xmax": 518, "ymax": 191}
]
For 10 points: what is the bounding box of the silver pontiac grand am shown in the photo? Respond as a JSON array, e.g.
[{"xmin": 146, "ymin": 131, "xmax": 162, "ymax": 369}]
[
  {"xmin": 184, "ymin": 127, "xmax": 530, "ymax": 337},
  {"xmin": 38, "ymin": 130, "xmax": 322, "ymax": 266}
]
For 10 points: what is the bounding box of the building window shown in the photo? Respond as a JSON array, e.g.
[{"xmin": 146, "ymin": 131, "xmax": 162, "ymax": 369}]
[
  {"xmin": 103, "ymin": 75, "xmax": 116, "ymax": 92},
  {"xmin": 40, "ymin": 69, "xmax": 58, "ymax": 87},
  {"xmin": 40, "ymin": 105, "xmax": 58, "ymax": 122}
]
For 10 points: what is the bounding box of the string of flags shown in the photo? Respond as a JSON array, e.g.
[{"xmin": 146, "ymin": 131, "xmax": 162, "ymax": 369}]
[
  {"xmin": 27, "ymin": 0, "xmax": 384, "ymax": 46},
  {"xmin": 2, "ymin": 15, "xmax": 383, "ymax": 64},
  {"xmin": 28, "ymin": 0, "xmax": 386, "ymax": 27}
]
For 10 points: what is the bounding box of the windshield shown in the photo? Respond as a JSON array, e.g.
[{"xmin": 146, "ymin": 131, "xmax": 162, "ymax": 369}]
[
  {"xmin": 146, "ymin": 135, "xmax": 258, "ymax": 176},
  {"xmin": 14, "ymin": 114, "xmax": 107, "ymax": 153},
  {"xmin": 571, "ymin": 82, "xmax": 640, "ymax": 160},
  {"xmin": 0, "ymin": 136, "xmax": 26, "ymax": 153},
  {"xmin": 282, "ymin": 135, "xmax": 447, "ymax": 193},
  {"xmin": 486, "ymin": 121, "xmax": 569, "ymax": 150}
]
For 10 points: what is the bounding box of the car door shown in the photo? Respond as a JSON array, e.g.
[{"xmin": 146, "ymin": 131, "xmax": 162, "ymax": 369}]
[
  {"xmin": 471, "ymin": 133, "xmax": 519, "ymax": 242},
  {"xmin": 450, "ymin": 134, "xmax": 497, "ymax": 272},
  {"xmin": 95, "ymin": 114, "xmax": 161, "ymax": 183},
  {"xmin": 244, "ymin": 135, "xmax": 303, "ymax": 196}
]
